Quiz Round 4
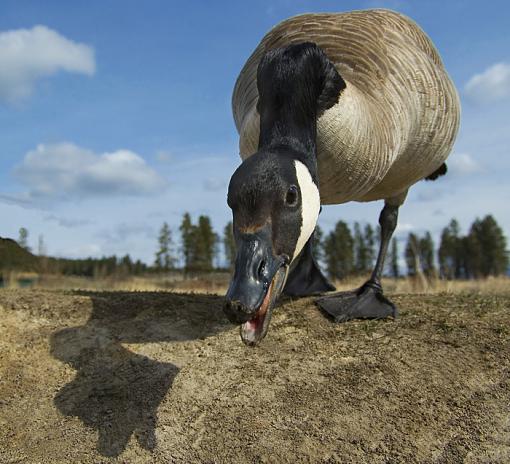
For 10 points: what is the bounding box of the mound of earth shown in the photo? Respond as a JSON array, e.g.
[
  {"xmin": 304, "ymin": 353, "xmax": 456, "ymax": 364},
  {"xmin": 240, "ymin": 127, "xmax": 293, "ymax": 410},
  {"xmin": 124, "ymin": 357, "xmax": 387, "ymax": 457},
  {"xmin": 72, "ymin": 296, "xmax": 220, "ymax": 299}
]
[{"xmin": 0, "ymin": 289, "xmax": 509, "ymax": 463}]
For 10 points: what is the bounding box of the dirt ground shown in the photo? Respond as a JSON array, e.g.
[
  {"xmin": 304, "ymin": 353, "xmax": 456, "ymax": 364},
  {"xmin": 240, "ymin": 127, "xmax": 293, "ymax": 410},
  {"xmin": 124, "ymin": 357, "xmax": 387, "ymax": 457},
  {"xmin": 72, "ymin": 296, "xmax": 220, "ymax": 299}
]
[{"xmin": 0, "ymin": 288, "xmax": 509, "ymax": 463}]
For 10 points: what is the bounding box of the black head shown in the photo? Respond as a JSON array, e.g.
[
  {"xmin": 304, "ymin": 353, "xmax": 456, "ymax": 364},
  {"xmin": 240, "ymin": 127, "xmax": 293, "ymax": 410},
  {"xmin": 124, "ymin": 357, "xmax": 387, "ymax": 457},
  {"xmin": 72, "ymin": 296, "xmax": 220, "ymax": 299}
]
[
  {"xmin": 224, "ymin": 150, "xmax": 321, "ymax": 345},
  {"xmin": 228, "ymin": 152, "xmax": 308, "ymax": 258}
]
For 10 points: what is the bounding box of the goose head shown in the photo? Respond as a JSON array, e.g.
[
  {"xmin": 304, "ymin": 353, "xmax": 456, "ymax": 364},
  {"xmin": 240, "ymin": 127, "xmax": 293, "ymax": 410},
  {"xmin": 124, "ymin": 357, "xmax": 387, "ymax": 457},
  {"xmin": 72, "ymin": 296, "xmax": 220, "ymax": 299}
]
[{"xmin": 223, "ymin": 150, "xmax": 320, "ymax": 345}]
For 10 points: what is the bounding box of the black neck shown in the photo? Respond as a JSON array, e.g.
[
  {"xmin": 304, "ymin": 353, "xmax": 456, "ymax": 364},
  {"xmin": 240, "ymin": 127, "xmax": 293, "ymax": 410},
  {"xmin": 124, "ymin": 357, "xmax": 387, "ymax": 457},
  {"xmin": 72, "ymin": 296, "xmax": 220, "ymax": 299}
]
[
  {"xmin": 257, "ymin": 101, "xmax": 319, "ymax": 181},
  {"xmin": 254, "ymin": 42, "xmax": 346, "ymax": 184}
]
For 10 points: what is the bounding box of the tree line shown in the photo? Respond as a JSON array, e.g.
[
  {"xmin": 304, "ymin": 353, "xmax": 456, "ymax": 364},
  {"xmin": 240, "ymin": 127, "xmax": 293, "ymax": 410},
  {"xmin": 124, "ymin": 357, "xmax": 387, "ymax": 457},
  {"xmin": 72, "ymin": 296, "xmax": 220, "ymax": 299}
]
[
  {"xmin": 155, "ymin": 213, "xmax": 221, "ymax": 273},
  {"xmin": 155, "ymin": 212, "xmax": 507, "ymax": 280},
  {"xmin": 437, "ymin": 217, "xmax": 508, "ymax": 278},
  {"xmin": 154, "ymin": 213, "xmax": 235, "ymax": 273},
  {"xmin": 314, "ymin": 214, "xmax": 508, "ymax": 280},
  {"xmin": 9, "ymin": 214, "xmax": 508, "ymax": 279}
]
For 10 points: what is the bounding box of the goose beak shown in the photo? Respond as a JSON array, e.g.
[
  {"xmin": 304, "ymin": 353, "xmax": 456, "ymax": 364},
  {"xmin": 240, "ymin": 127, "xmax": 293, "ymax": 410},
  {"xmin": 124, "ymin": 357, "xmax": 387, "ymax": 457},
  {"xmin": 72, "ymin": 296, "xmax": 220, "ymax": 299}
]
[{"xmin": 223, "ymin": 223, "xmax": 289, "ymax": 345}]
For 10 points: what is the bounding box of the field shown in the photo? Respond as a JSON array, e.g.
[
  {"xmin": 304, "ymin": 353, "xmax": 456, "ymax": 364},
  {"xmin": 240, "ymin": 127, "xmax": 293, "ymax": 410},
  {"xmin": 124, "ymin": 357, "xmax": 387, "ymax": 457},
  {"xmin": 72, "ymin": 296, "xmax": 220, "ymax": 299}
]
[{"xmin": 0, "ymin": 279, "xmax": 509, "ymax": 463}]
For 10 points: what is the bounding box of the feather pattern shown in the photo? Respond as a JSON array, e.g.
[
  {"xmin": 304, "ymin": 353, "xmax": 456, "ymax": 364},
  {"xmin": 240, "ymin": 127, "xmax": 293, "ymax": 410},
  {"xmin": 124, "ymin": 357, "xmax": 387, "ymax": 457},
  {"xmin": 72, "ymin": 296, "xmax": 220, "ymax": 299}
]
[{"xmin": 232, "ymin": 9, "xmax": 460, "ymax": 204}]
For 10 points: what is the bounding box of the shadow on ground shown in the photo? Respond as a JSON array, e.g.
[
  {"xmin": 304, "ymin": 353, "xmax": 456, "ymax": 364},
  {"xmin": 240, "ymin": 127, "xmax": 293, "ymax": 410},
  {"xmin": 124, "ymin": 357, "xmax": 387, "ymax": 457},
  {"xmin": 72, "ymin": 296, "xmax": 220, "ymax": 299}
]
[{"xmin": 50, "ymin": 291, "xmax": 228, "ymax": 457}]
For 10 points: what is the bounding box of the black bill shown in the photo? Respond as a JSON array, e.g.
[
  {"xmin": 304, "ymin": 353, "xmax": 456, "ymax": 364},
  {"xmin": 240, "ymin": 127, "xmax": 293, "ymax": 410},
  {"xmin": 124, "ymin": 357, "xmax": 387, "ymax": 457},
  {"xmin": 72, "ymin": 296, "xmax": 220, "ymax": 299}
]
[{"xmin": 223, "ymin": 224, "xmax": 289, "ymax": 345}]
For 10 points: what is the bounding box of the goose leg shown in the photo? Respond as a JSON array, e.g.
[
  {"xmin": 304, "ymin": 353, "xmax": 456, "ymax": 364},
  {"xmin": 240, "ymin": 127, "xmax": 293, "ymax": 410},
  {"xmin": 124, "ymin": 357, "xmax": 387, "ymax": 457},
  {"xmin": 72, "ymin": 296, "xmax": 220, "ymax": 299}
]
[{"xmin": 317, "ymin": 200, "xmax": 400, "ymax": 322}]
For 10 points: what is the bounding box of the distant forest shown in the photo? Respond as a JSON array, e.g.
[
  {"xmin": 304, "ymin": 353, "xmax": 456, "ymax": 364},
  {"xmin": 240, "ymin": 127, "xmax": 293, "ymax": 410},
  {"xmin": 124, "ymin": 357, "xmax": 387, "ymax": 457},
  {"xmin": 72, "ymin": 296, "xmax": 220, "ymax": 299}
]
[
  {"xmin": 315, "ymin": 215, "xmax": 508, "ymax": 280},
  {"xmin": 1, "ymin": 213, "xmax": 508, "ymax": 280}
]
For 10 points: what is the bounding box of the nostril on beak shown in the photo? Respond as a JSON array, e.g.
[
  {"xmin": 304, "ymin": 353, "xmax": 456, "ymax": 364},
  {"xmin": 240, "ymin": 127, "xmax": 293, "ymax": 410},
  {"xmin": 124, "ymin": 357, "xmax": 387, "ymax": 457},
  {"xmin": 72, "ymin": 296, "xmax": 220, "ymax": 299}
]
[
  {"xmin": 257, "ymin": 259, "xmax": 266, "ymax": 279},
  {"xmin": 223, "ymin": 298, "xmax": 254, "ymax": 324},
  {"xmin": 233, "ymin": 301, "xmax": 244, "ymax": 313},
  {"xmin": 225, "ymin": 299, "xmax": 248, "ymax": 315}
]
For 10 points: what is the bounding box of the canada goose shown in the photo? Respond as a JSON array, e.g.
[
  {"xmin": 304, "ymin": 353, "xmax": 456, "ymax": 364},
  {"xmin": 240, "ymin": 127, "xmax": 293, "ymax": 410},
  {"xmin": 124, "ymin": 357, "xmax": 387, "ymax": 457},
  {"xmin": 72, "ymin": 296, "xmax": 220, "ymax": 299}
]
[{"xmin": 223, "ymin": 9, "xmax": 460, "ymax": 345}]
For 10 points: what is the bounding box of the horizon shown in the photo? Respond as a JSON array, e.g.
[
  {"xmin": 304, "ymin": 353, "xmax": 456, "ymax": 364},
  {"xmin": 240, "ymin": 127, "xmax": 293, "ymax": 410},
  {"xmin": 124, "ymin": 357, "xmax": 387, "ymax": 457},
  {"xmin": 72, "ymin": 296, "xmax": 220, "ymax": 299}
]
[{"xmin": 1, "ymin": 0, "xmax": 509, "ymax": 264}]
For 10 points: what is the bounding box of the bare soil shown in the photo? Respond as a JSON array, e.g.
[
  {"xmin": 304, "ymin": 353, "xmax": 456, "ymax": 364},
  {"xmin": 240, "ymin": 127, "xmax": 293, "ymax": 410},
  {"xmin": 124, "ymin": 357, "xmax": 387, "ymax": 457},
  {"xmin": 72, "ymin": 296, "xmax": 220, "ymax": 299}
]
[{"xmin": 0, "ymin": 289, "xmax": 509, "ymax": 463}]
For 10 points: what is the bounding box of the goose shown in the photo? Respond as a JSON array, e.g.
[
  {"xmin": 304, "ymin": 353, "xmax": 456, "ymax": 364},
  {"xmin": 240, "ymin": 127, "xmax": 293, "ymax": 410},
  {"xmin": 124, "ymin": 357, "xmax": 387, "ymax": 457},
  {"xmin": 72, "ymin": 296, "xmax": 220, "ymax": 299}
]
[{"xmin": 223, "ymin": 9, "xmax": 460, "ymax": 346}]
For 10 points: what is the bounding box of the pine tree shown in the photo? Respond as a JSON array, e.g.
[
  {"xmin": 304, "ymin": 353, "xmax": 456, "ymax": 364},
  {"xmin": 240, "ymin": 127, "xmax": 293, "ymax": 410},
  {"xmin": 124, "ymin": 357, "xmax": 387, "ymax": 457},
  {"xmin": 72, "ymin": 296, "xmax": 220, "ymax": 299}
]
[
  {"xmin": 223, "ymin": 221, "xmax": 236, "ymax": 270},
  {"xmin": 133, "ymin": 259, "xmax": 146, "ymax": 275},
  {"xmin": 155, "ymin": 222, "xmax": 175, "ymax": 271},
  {"xmin": 195, "ymin": 215, "xmax": 218, "ymax": 272},
  {"xmin": 389, "ymin": 237, "xmax": 399, "ymax": 278},
  {"xmin": 353, "ymin": 222, "xmax": 367, "ymax": 274},
  {"xmin": 312, "ymin": 225, "xmax": 325, "ymax": 263},
  {"xmin": 38, "ymin": 234, "xmax": 48, "ymax": 273},
  {"xmin": 438, "ymin": 219, "xmax": 462, "ymax": 279},
  {"xmin": 419, "ymin": 231, "xmax": 436, "ymax": 277},
  {"xmin": 37, "ymin": 234, "xmax": 46, "ymax": 256},
  {"xmin": 18, "ymin": 227, "xmax": 30, "ymax": 251},
  {"xmin": 364, "ymin": 224, "xmax": 376, "ymax": 271},
  {"xmin": 467, "ymin": 215, "xmax": 508, "ymax": 277},
  {"xmin": 119, "ymin": 254, "xmax": 133, "ymax": 276},
  {"xmin": 324, "ymin": 220, "xmax": 354, "ymax": 280},
  {"xmin": 437, "ymin": 216, "xmax": 508, "ymax": 279},
  {"xmin": 463, "ymin": 227, "xmax": 482, "ymax": 279},
  {"xmin": 180, "ymin": 213, "xmax": 195, "ymax": 272},
  {"xmin": 405, "ymin": 232, "xmax": 421, "ymax": 276}
]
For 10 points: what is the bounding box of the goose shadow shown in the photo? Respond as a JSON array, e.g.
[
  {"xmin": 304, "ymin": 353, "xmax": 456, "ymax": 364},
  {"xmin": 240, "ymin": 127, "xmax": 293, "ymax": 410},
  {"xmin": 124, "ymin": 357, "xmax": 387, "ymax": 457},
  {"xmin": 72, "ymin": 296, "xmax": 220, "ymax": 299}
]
[{"xmin": 50, "ymin": 291, "xmax": 228, "ymax": 457}]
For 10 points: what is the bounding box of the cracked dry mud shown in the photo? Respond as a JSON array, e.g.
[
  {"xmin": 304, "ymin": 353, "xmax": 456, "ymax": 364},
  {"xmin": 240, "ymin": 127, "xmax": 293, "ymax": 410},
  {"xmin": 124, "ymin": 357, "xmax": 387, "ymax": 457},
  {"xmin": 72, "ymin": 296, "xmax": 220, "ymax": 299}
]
[{"xmin": 0, "ymin": 289, "xmax": 509, "ymax": 463}]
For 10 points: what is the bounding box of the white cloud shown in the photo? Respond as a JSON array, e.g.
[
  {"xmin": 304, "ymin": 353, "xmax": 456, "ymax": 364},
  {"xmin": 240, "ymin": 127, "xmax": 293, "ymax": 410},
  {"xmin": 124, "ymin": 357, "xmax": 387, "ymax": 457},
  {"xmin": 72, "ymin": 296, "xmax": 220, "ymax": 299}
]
[
  {"xmin": 155, "ymin": 150, "xmax": 172, "ymax": 162},
  {"xmin": 448, "ymin": 153, "xmax": 481, "ymax": 175},
  {"xmin": 0, "ymin": 25, "xmax": 95, "ymax": 103},
  {"xmin": 44, "ymin": 214, "xmax": 92, "ymax": 228},
  {"xmin": 464, "ymin": 62, "xmax": 510, "ymax": 103},
  {"xmin": 0, "ymin": 192, "xmax": 33, "ymax": 207},
  {"xmin": 97, "ymin": 222, "xmax": 155, "ymax": 242},
  {"xmin": 14, "ymin": 142, "xmax": 168, "ymax": 200}
]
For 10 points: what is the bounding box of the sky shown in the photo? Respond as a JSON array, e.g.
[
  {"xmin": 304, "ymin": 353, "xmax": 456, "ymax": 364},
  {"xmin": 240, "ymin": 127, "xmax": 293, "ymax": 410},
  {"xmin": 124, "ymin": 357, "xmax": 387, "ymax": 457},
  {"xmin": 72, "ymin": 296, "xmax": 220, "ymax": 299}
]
[{"xmin": 0, "ymin": 0, "xmax": 509, "ymax": 265}]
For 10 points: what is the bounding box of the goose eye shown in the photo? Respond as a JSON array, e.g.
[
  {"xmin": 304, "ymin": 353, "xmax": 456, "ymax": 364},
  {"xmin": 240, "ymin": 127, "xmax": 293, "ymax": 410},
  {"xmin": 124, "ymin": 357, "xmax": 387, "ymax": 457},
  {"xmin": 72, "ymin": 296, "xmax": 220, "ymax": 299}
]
[{"xmin": 285, "ymin": 185, "xmax": 299, "ymax": 206}]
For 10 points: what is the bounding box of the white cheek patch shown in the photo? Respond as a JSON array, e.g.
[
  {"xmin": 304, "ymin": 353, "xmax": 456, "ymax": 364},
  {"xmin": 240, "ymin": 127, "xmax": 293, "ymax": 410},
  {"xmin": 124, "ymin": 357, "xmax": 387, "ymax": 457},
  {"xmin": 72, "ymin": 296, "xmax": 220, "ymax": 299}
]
[{"xmin": 293, "ymin": 160, "xmax": 321, "ymax": 260}]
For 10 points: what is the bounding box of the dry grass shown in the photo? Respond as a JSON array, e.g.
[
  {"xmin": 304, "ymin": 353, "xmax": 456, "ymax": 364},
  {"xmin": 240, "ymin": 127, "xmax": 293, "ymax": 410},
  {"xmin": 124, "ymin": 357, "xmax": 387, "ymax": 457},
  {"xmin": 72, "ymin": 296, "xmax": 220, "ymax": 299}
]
[
  {"xmin": 4, "ymin": 271, "xmax": 507, "ymax": 296},
  {"xmin": 333, "ymin": 275, "xmax": 510, "ymax": 295},
  {"xmin": 4, "ymin": 272, "xmax": 231, "ymax": 294}
]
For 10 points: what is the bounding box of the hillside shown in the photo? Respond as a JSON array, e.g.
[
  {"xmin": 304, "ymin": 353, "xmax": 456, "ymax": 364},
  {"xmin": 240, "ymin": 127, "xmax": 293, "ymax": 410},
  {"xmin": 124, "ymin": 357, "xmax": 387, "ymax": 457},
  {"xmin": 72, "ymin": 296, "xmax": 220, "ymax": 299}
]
[{"xmin": 0, "ymin": 237, "xmax": 39, "ymax": 272}]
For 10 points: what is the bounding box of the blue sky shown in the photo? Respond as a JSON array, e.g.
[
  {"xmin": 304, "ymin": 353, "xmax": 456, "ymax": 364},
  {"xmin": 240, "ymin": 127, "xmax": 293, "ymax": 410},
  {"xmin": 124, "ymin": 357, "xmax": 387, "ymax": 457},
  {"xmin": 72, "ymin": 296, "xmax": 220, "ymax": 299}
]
[{"xmin": 0, "ymin": 0, "xmax": 509, "ymax": 264}]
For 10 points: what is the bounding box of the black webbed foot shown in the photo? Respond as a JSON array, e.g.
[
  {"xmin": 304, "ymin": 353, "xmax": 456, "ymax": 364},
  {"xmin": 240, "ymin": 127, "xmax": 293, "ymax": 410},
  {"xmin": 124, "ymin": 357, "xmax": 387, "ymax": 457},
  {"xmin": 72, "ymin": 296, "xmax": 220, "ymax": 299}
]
[{"xmin": 316, "ymin": 280, "xmax": 397, "ymax": 323}]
